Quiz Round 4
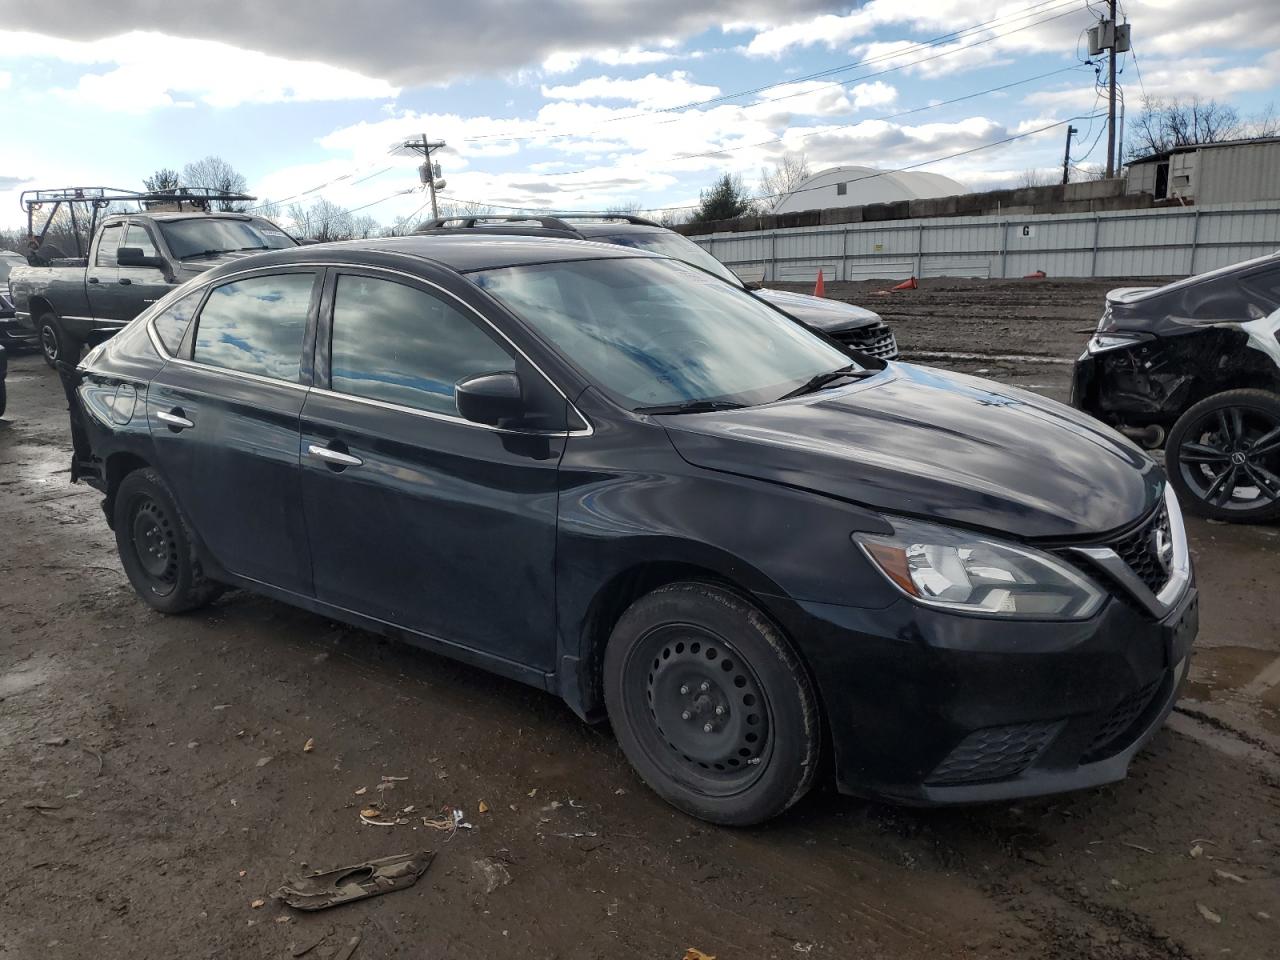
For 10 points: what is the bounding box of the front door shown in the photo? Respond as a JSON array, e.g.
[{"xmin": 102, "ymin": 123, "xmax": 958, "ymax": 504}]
[
  {"xmin": 85, "ymin": 221, "xmax": 122, "ymax": 321},
  {"xmin": 300, "ymin": 269, "xmax": 565, "ymax": 669},
  {"xmin": 147, "ymin": 269, "xmax": 320, "ymax": 595},
  {"xmin": 113, "ymin": 221, "xmax": 173, "ymax": 321}
]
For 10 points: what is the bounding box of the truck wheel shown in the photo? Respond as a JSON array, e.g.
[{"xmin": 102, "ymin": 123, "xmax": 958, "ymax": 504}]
[
  {"xmin": 38, "ymin": 312, "xmax": 76, "ymax": 368},
  {"xmin": 1167, "ymin": 389, "xmax": 1280, "ymax": 523},
  {"xmin": 603, "ymin": 582, "xmax": 821, "ymax": 826},
  {"xmin": 113, "ymin": 468, "xmax": 222, "ymax": 614}
]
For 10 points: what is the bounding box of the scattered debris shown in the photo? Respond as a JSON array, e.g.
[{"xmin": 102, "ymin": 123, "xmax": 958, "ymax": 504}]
[
  {"xmin": 255, "ymin": 756, "xmax": 273, "ymax": 768},
  {"xmin": 213, "ymin": 704, "xmax": 230, "ymax": 711},
  {"xmin": 289, "ymin": 926, "xmax": 334, "ymax": 957},
  {"xmin": 1196, "ymin": 903, "xmax": 1223, "ymax": 925},
  {"xmin": 1190, "ymin": 844, "xmax": 1204, "ymax": 859},
  {"xmin": 42, "ymin": 736, "xmax": 69, "ymax": 746},
  {"xmin": 303, "ymin": 738, "xmax": 315, "ymax": 753},
  {"xmin": 478, "ymin": 800, "xmax": 490, "ymax": 814},
  {"xmin": 1121, "ymin": 842, "xmax": 1155, "ymax": 855},
  {"xmin": 186, "ymin": 741, "xmax": 199, "ymax": 750},
  {"xmin": 684, "ymin": 950, "xmax": 716, "ymax": 960},
  {"xmin": 422, "ymin": 808, "xmax": 472, "ymax": 840},
  {"xmin": 353, "ymin": 786, "xmax": 367, "ymax": 796},
  {"xmin": 527, "ymin": 788, "xmax": 537, "ymax": 798},
  {"xmin": 334, "ymin": 933, "xmax": 362, "ymax": 960},
  {"xmin": 381, "ymin": 776, "xmax": 408, "ymax": 782},
  {"xmin": 276, "ymin": 852, "xmax": 435, "ymax": 911},
  {"xmin": 238, "ymin": 870, "xmax": 247, "ymax": 879},
  {"xmin": 793, "ymin": 944, "xmax": 814, "ymax": 954},
  {"xmin": 1255, "ymin": 911, "xmax": 1272, "ymax": 922},
  {"xmin": 607, "ymin": 900, "xmax": 619, "ymax": 917},
  {"xmin": 614, "ymin": 788, "xmax": 627, "ymax": 796},
  {"xmin": 1214, "ymin": 869, "xmax": 1247, "ymax": 884},
  {"xmin": 1020, "ymin": 849, "xmax": 1050, "ymax": 867},
  {"xmin": 472, "ymin": 857, "xmax": 512, "ymax": 894},
  {"xmin": 250, "ymin": 899, "xmax": 266, "ymax": 909},
  {"xmin": 552, "ymin": 831, "xmax": 599, "ymax": 840},
  {"xmin": 22, "ymin": 801, "xmax": 63, "ymax": 814}
]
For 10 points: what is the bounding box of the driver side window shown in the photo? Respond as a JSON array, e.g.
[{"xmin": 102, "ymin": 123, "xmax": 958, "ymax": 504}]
[
  {"xmin": 122, "ymin": 224, "xmax": 159, "ymax": 258},
  {"xmin": 95, "ymin": 224, "xmax": 124, "ymax": 267}
]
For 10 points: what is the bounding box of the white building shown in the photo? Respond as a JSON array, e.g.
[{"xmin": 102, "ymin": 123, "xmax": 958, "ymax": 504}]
[
  {"xmin": 771, "ymin": 165, "xmax": 967, "ymax": 214},
  {"xmin": 1125, "ymin": 137, "xmax": 1280, "ymax": 204}
]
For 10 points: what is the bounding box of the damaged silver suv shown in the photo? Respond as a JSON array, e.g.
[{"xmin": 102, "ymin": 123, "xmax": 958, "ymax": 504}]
[{"xmin": 1072, "ymin": 252, "xmax": 1280, "ymax": 523}]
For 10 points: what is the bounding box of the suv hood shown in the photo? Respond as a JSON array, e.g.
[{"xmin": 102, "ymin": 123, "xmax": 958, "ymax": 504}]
[
  {"xmin": 662, "ymin": 363, "xmax": 1161, "ymax": 540},
  {"xmin": 755, "ymin": 288, "xmax": 882, "ymax": 333}
]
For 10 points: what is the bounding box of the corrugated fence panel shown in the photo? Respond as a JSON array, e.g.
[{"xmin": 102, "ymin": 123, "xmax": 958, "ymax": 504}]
[{"xmin": 690, "ymin": 202, "xmax": 1280, "ymax": 280}]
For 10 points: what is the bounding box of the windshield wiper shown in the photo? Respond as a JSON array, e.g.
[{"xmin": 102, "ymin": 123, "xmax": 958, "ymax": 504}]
[
  {"xmin": 237, "ymin": 245, "xmax": 271, "ymax": 251},
  {"xmin": 776, "ymin": 364, "xmax": 863, "ymax": 401},
  {"xmin": 178, "ymin": 249, "xmax": 233, "ymax": 260},
  {"xmin": 634, "ymin": 399, "xmax": 747, "ymax": 415}
]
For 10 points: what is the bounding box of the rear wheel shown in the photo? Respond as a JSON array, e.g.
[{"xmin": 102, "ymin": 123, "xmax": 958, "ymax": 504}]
[
  {"xmin": 113, "ymin": 468, "xmax": 221, "ymax": 613},
  {"xmin": 1167, "ymin": 389, "xmax": 1280, "ymax": 523},
  {"xmin": 38, "ymin": 312, "xmax": 76, "ymax": 368},
  {"xmin": 603, "ymin": 582, "xmax": 820, "ymax": 826}
]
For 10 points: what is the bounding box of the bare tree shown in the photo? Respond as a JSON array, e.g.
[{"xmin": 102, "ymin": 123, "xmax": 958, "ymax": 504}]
[
  {"xmin": 758, "ymin": 151, "xmax": 812, "ymax": 201},
  {"xmin": 181, "ymin": 156, "xmax": 250, "ymax": 210},
  {"xmin": 350, "ymin": 214, "xmax": 382, "ymax": 239},
  {"xmin": 1125, "ymin": 97, "xmax": 1243, "ymax": 161},
  {"xmin": 653, "ymin": 208, "xmax": 690, "ymax": 229},
  {"xmin": 1240, "ymin": 102, "xmax": 1280, "ymax": 139},
  {"xmin": 604, "ymin": 200, "xmax": 644, "ymax": 216},
  {"xmin": 253, "ymin": 198, "xmax": 283, "ymax": 222},
  {"xmin": 1016, "ymin": 168, "xmax": 1058, "ymax": 188}
]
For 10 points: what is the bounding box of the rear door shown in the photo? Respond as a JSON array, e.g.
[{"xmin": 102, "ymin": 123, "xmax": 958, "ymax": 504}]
[
  {"xmin": 147, "ymin": 267, "xmax": 320, "ymax": 595},
  {"xmin": 113, "ymin": 221, "xmax": 172, "ymax": 321},
  {"xmin": 85, "ymin": 222, "xmax": 123, "ymax": 321},
  {"xmin": 300, "ymin": 267, "xmax": 567, "ymax": 668}
]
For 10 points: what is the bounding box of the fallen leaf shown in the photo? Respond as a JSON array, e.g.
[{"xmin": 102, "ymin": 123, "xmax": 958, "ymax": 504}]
[
  {"xmin": 684, "ymin": 950, "xmax": 717, "ymax": 960},
  {"xmin": 360, "ymin": 806, "xmax": 382, "ymax": 818},
  {"xmin": 479, "ymin": 800, "xmax": 490, "ymax": 814},
  {"xmin": 303, "ymin": 738, "xmax": 314, "ymax": 753},
  {"xmin": 1196, "ymin": 903, "xmax": 1222, "ymax": 925},
  {"xmin": 275, "ymin": 915, "xmax": 291, "ymax": 923},
  {"xmin": 250, "ymin": 899, "xmax": 266, "ymax": 909}
]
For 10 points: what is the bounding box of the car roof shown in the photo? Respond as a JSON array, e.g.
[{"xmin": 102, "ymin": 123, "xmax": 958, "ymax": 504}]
[{"xmin": 201, "ymin": 233, "xmax": 656, "ymax": 278}]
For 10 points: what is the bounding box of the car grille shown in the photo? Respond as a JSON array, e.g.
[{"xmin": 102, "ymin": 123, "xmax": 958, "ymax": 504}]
[
  {"xmin": 836, "ymin": 322, "xmax": 899, "ymax": 360},
  {"xmin": 1109, "ymin": 500, "xmax": 1172, "ymax": 594},
  {"xmin": 1082, "ymin": 674, "xmax": 1163, "ymax": 762},
  {"xmin": 926, "ymin": 720, "xmax": 1061, "ymax": 785}
]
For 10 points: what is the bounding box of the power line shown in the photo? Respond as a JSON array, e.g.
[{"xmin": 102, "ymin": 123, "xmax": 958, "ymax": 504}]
[{"xmin": 460, "ymin": 0, "xmax": 1087, "ymax": 146}]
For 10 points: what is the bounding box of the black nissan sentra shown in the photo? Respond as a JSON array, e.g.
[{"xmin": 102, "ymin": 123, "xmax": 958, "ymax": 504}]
[{"xmin": 63, "ymin": 235, "xmax": 1198, "ymax": 825}]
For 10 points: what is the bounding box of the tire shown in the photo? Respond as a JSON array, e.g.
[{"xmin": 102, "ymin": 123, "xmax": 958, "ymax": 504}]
[
  {"xmin": 38, "ymin": 312, "xmax": 77, "ymax": 368},
  {"xmin": 1167, "ymin": 388, "xmax": 1280, "ymax": 524},
  {"xmin": 603, "ymin": 581, "xmax": 821, "ymax": 826},
  {"xmin": 112, "ymin": 467, "xmax": 221, "ymax": 613},
  {"xmin": 0, "ymin": 379, "xmax": 6, "ymax": 418}
]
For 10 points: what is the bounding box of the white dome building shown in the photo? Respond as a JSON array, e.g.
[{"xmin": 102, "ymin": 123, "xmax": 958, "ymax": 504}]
[{"xmin": 771, "ymin": 165, "xmax": 967, "ymax": 214}]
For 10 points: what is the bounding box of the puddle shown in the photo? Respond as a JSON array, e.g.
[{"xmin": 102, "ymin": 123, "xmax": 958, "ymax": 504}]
[{"xmin": 1183, "ymin": 645, "xmax": 1279, "ymax": 703}]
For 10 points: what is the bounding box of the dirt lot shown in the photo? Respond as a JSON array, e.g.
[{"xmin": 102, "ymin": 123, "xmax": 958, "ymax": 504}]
[{"xmin": 2, "ymin": 279, "xmax": 1278, "ymax": 960}]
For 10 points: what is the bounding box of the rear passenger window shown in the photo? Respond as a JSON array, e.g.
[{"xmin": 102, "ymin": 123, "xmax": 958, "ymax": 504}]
[
  {"xmin": 152, "ymin": 290, "xmax": 200, "ymax": 354},
  {"xmin": 330, "ymin": 274, "xmax": 514, "ymax": 415},
  {"xmin": 95, "ymin": 224, "xmax": 124, "ymax": 267},
  {"xmin": 194, "ymin": 273, "xmax": 315, "ymax": 381}
]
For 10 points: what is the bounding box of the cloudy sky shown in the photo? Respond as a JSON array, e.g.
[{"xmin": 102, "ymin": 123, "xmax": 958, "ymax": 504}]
[{"xmin": 1, "ymin": 0, "xmax": 1276, "ymax": 230}]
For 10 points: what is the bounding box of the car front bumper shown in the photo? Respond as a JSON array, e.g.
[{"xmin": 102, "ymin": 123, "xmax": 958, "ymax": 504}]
[
  {"xmin": 766, "ymin": 581, "xmax": 1197, "ymax": 805},
  {"xmin": 0, "ymin": 313, "xmax": 37, "ymax": 346}
]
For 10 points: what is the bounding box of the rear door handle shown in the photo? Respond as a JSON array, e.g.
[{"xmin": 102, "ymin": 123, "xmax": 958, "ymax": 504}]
[
  {"xmin": 156, "ymin": 409, "xmax": 194, "ymax": 430},
  {"xmin": 118, "ymin": 278, "xmax": 132, "ymax": 286},
  {"xmin": 87, "ymin": 277, "xmax": 99, "ymax": 284},
  {"xmin": 307, "ymin": 444, "xmax": 363, "ymax": 468}
]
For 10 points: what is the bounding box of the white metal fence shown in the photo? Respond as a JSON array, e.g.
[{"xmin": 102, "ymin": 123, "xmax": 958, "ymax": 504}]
[{"xmin": 689, "ymin": 201, "xmax": 1280, "ymax": 282}]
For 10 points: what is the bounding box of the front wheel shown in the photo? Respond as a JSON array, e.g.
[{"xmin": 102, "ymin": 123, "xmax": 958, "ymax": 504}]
[
  {"xmin": 603, "ymin": 582, "xmax": 821, "ymax": 826},
  {"xmin": 38, "ymin": 312, "xmax": 77, "ymax": 368},
  {"xmin": 1167, "ymin": 389, "xmax": 1280, "ymax": 523},
  {"xmin": 113, "ymin": 468, "xmax": 221, "ymax": 613}
]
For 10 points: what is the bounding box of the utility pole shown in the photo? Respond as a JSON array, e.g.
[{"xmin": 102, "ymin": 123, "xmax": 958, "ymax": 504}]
[
  {"xmin": 1106, "ymin": 0, "xmax": 1118, "ymax": 178},
  {"xmin": 403, "ymin": 133, "xmax": 446, "ymax": 220},
  {"xmin": 1062, "ymin": 125, "xmax": 1078, "ymax": 184}
]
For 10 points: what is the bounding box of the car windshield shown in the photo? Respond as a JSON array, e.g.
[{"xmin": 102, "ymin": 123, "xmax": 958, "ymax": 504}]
[
  {"xmin": 470, "ymin": 256, "xmax": 857, "ymax": 410},
  {"xmin": 159, "ymin": 218, "xmax": 296, "ymax": 259},
  {"xmin": 589, "ymin": 230, "xmax": 743, "ymax": 287}
]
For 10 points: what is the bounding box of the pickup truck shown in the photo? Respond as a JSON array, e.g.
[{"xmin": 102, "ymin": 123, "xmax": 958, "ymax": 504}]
[{"xmin": 9, "ymin": 210, "xmax": 297, "ymax": 365}]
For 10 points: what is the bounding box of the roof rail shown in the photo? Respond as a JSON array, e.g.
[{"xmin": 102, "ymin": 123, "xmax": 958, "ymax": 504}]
[
  {"xmin": 19, "ymin": 186, "xmax": 257, "ymax": 212},
  {"xmin": 419, "ymin": 212, "xmax": 663, "ymax": 232}
]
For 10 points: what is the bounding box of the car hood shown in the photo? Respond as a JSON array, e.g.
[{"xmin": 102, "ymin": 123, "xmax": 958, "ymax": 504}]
[
  {"xmin": 755, "ymin": 288, "xmax": 882, "ymax": 333},
  {"xmin": 662, "ymin": 363, "xmax": 1162, "ymax": 540}
]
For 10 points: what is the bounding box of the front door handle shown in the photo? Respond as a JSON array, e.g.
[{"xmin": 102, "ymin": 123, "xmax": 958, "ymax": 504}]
[
  {"xmin": 156, "ymin": 408, "xmax": 194, "ymax": 430},
  {"xmin": 118, "ymin": 278, "xmax": 132, "ymax": 286},
  {"xmin": 307, "ymin": 444, "xmax": 363, "ymax": 468},
  {"xmin": 88, "ymin": 277, "xmax": 99, "ymax": 284}
]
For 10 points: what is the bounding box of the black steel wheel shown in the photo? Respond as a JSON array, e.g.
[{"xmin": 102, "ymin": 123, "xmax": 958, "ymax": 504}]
[
  {"xmin": 1167, "ymin": 389, "xmax": 1280, "ymax": 523},
  {"xmin": 38, "ymin": 312, "xmax": 75, "ymax": 368},
  {"xmin": 603, "ymin": 582, "xmax": 820, "ymax": 825},
  {"xmin": 113, "ymin": 468, "xmax": 222, "ymax": 613}
]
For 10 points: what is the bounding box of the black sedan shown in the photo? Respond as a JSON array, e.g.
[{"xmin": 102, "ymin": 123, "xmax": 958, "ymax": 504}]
[{"xmin": 63, "ymin": 235, "xmax": 1197, "ymax": 824}]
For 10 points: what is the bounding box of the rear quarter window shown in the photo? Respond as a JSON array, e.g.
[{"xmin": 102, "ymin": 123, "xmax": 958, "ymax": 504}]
[{"xmin": 151, "ymin": 290, "xmax": 201, "ymax": 354}]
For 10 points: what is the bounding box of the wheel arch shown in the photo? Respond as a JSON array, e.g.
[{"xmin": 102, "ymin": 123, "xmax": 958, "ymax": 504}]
[{"xmin": 103, "ymin": 451, "xmax": 153, "ymax": 527}]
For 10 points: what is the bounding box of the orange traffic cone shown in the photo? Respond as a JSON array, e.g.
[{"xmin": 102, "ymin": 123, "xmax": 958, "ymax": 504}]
[
  {"xmin": 813, "ymin": 269, "xmax": 826, "ymax": 297},
  {"xmin": 1023, "ymin": 270, "xmax": 1047, "ymax": 279},
  {"xmin": 891, "ymin": 276, "xmax": 918, "ymax": 291}
]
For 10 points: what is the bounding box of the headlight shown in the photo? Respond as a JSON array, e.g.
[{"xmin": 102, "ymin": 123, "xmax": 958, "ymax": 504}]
[
  {"xmin": 1086, "ymin": 333, "xmax": 1146, "ymax": 355},
  {"xmin": 854, "ymin": 519, "xmax": 1105, "ymax": 620}
]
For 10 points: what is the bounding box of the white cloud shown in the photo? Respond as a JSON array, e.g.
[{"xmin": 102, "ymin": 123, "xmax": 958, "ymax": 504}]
[
  {"xmin": 0, "ymin": 29, "xmax": 399, "ymax": 111},
  {"xmin": 0, "ymin": 71, "xmax": 11, "ymax": 91},
  {"xmin": 541, "ymin": 72, "xmax": 720, "ymax": 109},
  {"xmin": 754, "ymin": 79, "xmax": 898, "ymax": 118},
  {"xmin": 542, "ymin": 43, "xmax": 681, "ymax": 75}
]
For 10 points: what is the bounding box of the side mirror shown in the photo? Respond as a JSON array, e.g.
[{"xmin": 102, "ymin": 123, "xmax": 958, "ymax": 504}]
[
  {"xmin": 117, "ymin": 247, "xmax": 167, "ymax": 270},
  {"xmin": 455, "ymin": 371, "xmax": 525, "ymax": 427}
]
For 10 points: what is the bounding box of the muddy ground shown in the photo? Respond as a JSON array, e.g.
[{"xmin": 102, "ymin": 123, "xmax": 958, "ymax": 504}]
[{"xmin": 2, "ymin": 278, "xmax": 1278, "ymax": 960}]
